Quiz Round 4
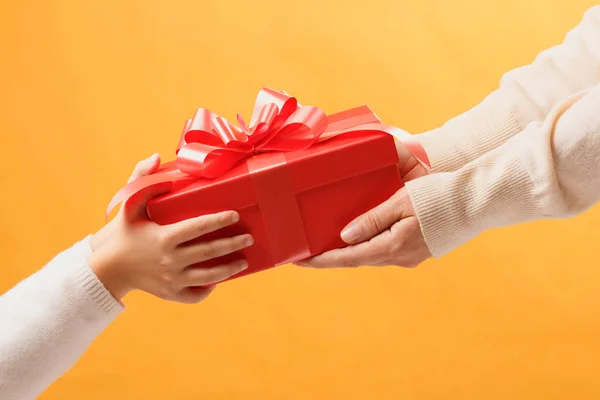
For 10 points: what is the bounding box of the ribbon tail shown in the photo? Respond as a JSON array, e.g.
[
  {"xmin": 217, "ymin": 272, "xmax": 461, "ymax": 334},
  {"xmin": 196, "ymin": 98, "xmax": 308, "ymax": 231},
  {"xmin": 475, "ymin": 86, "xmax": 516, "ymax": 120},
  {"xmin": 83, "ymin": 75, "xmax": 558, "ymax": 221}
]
[
  {"xmin": 106, "ymin": 170, "xmax": 197, "ymax": 219},
  {"xmin": 397, "ymin": 137, "xmax": 430, "ymax": 170},
  {"xmin": 376, "ymin": 125, "xmax": 431, "ymax": 169}
]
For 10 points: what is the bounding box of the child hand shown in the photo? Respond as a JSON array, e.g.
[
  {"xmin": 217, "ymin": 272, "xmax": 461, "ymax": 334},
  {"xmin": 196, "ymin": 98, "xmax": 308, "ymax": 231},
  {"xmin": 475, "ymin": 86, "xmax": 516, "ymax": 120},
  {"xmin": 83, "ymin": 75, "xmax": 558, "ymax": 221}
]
[{"xmin": 89, "ymin": 154, "xmax": 253, "ymax": 304}]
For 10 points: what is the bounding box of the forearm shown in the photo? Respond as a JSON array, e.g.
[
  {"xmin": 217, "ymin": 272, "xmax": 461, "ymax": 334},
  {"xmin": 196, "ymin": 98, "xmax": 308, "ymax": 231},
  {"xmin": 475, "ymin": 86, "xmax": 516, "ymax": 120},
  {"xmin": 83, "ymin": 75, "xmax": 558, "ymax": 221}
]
[
  {"xmin": 419, "ymin": 6, "xmax": 600, "ymax": 173},
  {"xmin": 407, "ymin": 84, "xmax": 600, "ymax": 257},
  {"xmin": 0, "ymin": 237, "xmax": 123, "ymax": 399}
]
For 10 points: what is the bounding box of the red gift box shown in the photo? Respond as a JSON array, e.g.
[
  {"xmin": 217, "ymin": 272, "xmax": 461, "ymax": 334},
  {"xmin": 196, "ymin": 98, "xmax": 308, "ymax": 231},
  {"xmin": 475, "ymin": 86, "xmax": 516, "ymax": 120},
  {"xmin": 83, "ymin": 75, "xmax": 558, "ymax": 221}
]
[{"xmin": 108, "ymin": 88, "xmax": 428, "ymax": 283}]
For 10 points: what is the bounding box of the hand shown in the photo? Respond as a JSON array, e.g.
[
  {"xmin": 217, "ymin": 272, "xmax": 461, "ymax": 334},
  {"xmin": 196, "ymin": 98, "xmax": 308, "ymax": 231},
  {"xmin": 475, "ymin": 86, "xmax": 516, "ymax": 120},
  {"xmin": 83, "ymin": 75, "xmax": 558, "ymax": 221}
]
[
  {"xmin": 297, "ymin": 187, "xmax": 431, "ymax": 269},
  {"xmin": 89, "ymin": 154, "xmax": 254, "ymax": 303}
]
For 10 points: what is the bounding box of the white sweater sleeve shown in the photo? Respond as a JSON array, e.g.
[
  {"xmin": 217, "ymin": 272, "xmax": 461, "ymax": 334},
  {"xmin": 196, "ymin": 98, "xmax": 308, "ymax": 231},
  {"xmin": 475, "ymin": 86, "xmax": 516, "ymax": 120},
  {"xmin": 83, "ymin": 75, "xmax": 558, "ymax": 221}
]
[
  {"xmin": 407, "ymin": 84, "xmax": 600, "ymax": 257},
  {"xmin": 417, "ymin": 6, "xmax": 600, "ymax": 173},
  {"xmin": 0, "ymin": 236, "xmax": 124, "ymax": 399}
]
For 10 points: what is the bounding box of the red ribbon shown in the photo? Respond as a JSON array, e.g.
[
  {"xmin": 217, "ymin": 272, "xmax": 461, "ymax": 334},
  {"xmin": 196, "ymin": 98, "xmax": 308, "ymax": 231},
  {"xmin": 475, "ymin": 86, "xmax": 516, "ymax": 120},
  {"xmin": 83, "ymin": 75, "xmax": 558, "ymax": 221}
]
[{"xmin": 107, "ymin": 88, "xmax": 429, "ymax": 216}]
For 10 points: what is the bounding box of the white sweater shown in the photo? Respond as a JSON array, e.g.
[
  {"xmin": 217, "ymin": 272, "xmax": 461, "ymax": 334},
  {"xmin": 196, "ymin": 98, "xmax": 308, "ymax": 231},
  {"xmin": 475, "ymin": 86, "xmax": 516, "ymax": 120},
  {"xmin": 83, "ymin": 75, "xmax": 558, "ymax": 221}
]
[
  {"xmin": 4, "ymin": 7, "xmax": 600, "ymax": 399},
  {"xmin": 408, "ymin": 6, "xmax": 600, "ymax": 256},
  {"xmin": 0, "ymin": 237, "xmax": 123, "ymax": 399}
]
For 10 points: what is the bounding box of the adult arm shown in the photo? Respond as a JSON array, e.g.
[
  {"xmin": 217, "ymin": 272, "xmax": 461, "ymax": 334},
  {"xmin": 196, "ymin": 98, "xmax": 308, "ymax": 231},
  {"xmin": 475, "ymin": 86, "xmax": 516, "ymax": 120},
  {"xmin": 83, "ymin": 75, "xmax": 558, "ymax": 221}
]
[{"xmin": 419, "ymin": 6, "xmax": 600, "ymax": 173}]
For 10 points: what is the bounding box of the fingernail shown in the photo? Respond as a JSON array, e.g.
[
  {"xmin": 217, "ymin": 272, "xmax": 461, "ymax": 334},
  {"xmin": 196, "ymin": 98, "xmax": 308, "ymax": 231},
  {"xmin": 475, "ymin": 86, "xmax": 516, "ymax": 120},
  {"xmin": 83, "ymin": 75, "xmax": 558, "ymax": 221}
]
[
  {"xmin": 239, "ymin": 260, "xmax": 249, "ymax": 270},
  {"xmin": 231, "ymin": 212, "xmax": 240, "ymax": 223},
  {"xmin": 341, "ymin": 225, "xmax": 361, "ymax": 244},
  {"xmin": 244, "ymin": 235, "xmax": 254, "ymax": 247}
]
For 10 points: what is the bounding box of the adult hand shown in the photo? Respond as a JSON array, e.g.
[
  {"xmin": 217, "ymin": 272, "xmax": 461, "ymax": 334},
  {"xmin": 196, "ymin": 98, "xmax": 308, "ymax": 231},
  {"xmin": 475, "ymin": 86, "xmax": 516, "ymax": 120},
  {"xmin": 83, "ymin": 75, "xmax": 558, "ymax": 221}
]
[{"xmin": 298, "ymin": 142, "xmax": 431, "ymax": 269}]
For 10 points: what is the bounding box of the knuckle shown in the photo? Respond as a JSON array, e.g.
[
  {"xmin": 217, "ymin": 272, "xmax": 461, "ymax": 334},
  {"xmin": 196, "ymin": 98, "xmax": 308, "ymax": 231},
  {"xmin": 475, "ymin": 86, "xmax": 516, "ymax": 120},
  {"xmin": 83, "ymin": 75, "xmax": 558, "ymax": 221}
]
[
  {"xmin": 156, "ymin": 286, "xmax": 174, "ymax": 300},
  {"xmin": 193, "ymin": 218, "xmax": 207, "ymax": 233},
  {"xmin": 160, "ymin": 272, "xmax": 181, "ymax": 293},
  {"xmin": 393, "ymin": 192, "xmax": 411, "ymax": 216},
  {"xmin": 340, "ymin": 257, "xmax": 359, "ymax": 268},
  {"xmin": 201, "ymin": 244, "xmax": 217, "ymax": 260},
  {"xmin": 203, "ymin": 264, "xmax": 239, "ymax": 283},
  {"xmin": 365, "ymin": 211, "xmax": 383, "ymax": 234},
  {"xmin": 232, "ymin": 236, "xmax": 248, "ymax": 251},
  {"xmin": 389, "ymin": 241, "xmax": 401, "ymax": 256},
  {"xmin": 226, "ymin": 263, "xmax": 243, "ymax": 275},
  {"xmin": 392, "ymin": 191, "xmax": 406, "ymax": 206},
  {"xmin": 158, "ymin": 231, "xmax": 175, "ymax": 247},
  {"xmin": 390, "ymin": 235, "xmax": 406, "ymax": 255},
  {"xmin": 199, "ymin": 269, "xmax": 219, "ymax": 284},
  {"xmin": 160, "ymin": 271, "xmax": 175, "ymax": 285},
  {"xmin": 219, "ymin": 213, "xmax": 232, "ymax": 226},
  {"xmin": 158, "ymin": 254, "xmax": 175, "ymax": 268}
]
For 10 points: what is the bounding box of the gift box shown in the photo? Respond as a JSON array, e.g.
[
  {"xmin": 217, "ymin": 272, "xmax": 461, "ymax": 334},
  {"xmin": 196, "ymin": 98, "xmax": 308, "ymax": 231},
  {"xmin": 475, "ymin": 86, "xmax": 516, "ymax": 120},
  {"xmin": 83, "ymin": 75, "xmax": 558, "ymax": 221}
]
[{"xmin": 109, "ymin": 88, "xmax": 428, "ymax": 283}]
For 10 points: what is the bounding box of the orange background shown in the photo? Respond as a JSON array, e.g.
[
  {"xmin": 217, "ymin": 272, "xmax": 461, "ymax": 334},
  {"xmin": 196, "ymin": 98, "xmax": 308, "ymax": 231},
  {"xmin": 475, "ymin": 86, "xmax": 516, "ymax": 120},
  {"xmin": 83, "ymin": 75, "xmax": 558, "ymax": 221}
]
[{"xmin": 2, "ymin": 0, "xmax": 600, "ymax": 399}]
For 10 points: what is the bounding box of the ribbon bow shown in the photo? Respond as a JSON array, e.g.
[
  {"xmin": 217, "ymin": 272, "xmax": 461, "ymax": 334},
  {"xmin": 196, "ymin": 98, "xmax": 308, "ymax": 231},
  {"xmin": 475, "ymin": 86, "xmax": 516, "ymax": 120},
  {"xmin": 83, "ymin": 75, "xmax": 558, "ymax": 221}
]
[
  {"xmin": 107, "ymin": 88, "xmax": 429, "ymax": 215},
  {"xmin": 176, "ymin": 87, "xmax": 385, "ymax": 178}
]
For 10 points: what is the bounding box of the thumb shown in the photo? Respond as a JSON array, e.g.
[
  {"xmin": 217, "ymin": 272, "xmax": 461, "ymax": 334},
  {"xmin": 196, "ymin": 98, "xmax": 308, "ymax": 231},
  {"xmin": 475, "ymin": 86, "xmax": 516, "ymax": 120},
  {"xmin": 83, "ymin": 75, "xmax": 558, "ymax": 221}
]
[
  {"xmin": 340, "ymin": 189, "xmax": 410, "ymax": 244},
  {"xmin": 122, "ymin": 180, "xmax": 172, "ymax": 221},
  {"xmin": 128, "ymin": 153, "xmax": 161, "ymax": 183}
]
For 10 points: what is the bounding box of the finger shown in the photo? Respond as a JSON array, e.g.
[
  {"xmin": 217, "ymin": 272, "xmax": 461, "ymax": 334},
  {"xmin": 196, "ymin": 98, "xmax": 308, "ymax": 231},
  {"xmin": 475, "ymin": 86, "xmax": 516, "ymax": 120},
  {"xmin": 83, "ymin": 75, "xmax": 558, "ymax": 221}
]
[
  {"xmin": 181, "ymin": 259, "xmax": 249, "ymax": 286},
  {"xmin": 298, "ymin": 231, "xmax": 393, "ymax": 269},
  {"xmin": 177, "ymin": 234, "xmax": 254, "ymax": 264},
  {"xmin": 366, "ymin": 257, "xmax": 420, "ymax": 268},
  {"xmin": 173, "ymin": 285, "xmax": 216, "ymax": 305},
  {"xmin": 128, "ymin": 153, "xmax": 161, "ymax": 183},
  {"xmin": 395, "ymin": 142, "xmax": 420, "ymax": 177},
  {"xmin": 357, "ymin": 218, "xmax": 428, "ymax": 269},
  {"xmin": 340, "ymin": 189, "xmax": 409, "ymax": 244},
  {"xmin": 162, "ymin": 211, "xmax": 241, "ymax": 245},
  {"xmin": 366, "ymin": 260, "xmax": 410, "ymax": 268},
  {"xmin": 296, "ymin": 259, "xmax": 391, "ymax": 267},
  {"xmin": 122, "ymin": 182, "xmax": 172, "ymax": 222},
  {"xmin": 402, "ymin": 163, "xmax": 428, "ymax": 182}
]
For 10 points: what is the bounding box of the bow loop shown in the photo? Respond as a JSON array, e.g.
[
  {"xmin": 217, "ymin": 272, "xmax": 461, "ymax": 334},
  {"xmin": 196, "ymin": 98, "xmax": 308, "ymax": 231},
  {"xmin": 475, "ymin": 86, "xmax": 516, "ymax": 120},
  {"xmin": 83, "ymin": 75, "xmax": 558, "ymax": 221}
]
[
  {"xmin": 249, "ymin": 88, "xmax": 297, "ymax": 127},
  {"xmin": 255, "ymin": 105, "xmax": 328, "ymax": 151},
  {"xmin": 169, "ymin": 87, "xmax": 428, "ymax": 180},
  {"xmin": 175, "ymin": 88, "xmax": 330, "ymax": 178},
  {"xmin": 106, "ymin": 87, "xmax": 431, "ymax": 218}
]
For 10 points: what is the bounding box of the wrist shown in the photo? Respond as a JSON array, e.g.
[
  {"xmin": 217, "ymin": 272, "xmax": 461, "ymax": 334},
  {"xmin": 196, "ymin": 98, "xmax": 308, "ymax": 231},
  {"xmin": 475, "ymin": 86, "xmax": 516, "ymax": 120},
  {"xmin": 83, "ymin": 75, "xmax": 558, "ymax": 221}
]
[
  {"xmin": 405, "ymin": 150, "xmax": 536, "ymax": 258},
  {"xmin": 415, "ymin": 92, "xmax": 521, "ymax": 173},
  {"xmin": 88, "ymin": 246, "xmax": 133, "ymax": 301},
  {"xmin": 90, "ymin": 220, "xmax": 116, "ymax": 252}
]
